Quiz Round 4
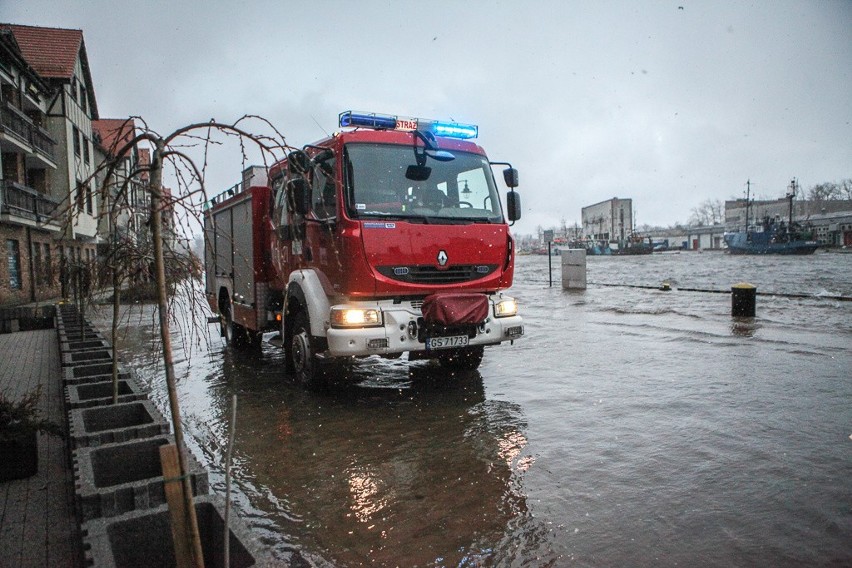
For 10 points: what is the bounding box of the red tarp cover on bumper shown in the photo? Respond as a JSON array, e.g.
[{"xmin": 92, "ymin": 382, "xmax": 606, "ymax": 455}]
[{"xmin": 421, "ymin": 293, "xmax": 489, "ymax": 325}]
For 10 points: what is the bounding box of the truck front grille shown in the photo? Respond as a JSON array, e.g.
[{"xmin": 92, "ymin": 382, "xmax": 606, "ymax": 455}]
[{"xmin": 377, "ymin": 264, "xmax": 498, "ymax": 285}]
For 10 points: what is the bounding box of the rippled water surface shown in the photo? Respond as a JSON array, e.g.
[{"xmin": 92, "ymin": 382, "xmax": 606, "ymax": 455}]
[{"xmin": 95, "ymin": 251, "xmax": 852, "ymax": 567}]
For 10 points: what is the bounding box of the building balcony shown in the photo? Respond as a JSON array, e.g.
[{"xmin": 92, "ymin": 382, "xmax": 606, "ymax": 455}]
[
  {"xmin": 0, "ymin": 101, "xmax": 57, "ymax": 167},
  {"xmin": 0, "ymin": 179, "xmax": 62, "ymax": 230}
]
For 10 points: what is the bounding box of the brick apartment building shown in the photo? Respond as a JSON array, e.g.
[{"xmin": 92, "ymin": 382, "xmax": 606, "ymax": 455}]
[
  {"xmin": 1, "ymin": 23, "xmax": 103, "ymax": 305},
  {"xmin": 0, "ymin": 23, "xmax": 158, "ymax": 306}
]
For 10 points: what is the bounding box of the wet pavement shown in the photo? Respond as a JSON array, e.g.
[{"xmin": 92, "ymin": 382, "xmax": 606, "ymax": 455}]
[{"xmin": 0, "ymin": 329, "xmax": 81, "ymax": 568}]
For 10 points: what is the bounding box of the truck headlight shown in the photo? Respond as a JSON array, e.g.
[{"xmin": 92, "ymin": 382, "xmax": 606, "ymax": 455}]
[
  {"xmin": 330, "ymin": 307, "xmax": 382, "ymax": 328},
  {"xmin": 494, "ymin": 298, "xmax": 518, "ymax": 318}
]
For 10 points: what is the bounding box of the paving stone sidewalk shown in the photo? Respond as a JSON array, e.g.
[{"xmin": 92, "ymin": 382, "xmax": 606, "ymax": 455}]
[{"xmin": 0, "ymin": 329, "xmax": 81, "ymax": 568}]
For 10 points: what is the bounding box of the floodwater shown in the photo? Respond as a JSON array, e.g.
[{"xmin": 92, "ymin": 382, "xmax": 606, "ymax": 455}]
[{"xmin": 95, "ymin": 251, "xmax": 852, "ymax": 567}]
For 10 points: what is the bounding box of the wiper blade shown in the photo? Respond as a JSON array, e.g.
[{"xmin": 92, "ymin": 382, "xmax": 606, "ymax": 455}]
[
  {"xmin": 360, "ymin": 213, "xmax": 495, "ymax": 225},
  {"xmin": 359, "ymin": 213, "xmax": 432, "ymax": 224}
]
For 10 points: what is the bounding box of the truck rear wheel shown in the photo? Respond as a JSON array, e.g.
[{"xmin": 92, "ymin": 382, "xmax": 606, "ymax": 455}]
[
  {"xmin": 438, "ymin": 345, "xmax": 484, "ymax": 371},
  {"xmin": 288, "ymin": 310, "xmax": 326, "ymax": 389},
  {"xmin": 222, "ymin": 303, "xmax": 255, "ymax": 350}
]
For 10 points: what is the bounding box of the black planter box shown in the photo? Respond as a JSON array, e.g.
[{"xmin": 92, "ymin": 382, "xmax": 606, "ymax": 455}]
[
  {"xmin": 0, "ymin": 430, "xmax": 38, "ymax": 481},
  {"xmin": 82, "ymin": 496, "xmax": 272, "ymax": 567}
]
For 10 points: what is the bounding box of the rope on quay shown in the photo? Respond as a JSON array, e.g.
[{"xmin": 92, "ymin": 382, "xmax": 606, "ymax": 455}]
[{"xmin": 588, "ymin": 282, "xmax": 852, "ymax": 302}]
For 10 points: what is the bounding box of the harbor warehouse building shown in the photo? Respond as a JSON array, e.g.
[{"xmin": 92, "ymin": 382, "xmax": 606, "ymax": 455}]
[{"xmin": 582, "ymin": 197, "xmax": 634, "ymax": 241}]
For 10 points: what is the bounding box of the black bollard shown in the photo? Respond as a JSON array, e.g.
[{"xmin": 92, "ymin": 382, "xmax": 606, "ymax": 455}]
[{"xmin": 731, "ymin": 282, "xmax": 757, "ymax": 317}]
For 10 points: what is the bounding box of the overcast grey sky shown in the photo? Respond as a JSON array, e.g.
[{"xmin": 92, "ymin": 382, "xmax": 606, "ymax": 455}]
[{"xmin": 6, "ymin": 0, "xmax": 851, "ymax": 235}]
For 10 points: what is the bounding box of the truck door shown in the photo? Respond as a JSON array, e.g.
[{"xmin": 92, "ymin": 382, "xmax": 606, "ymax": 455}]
[
  {"xmin": 304, "ymin": 152, "xmax": 344, "ymax": 293},
  {"xmin": 271, "ymin": 151, "xmax": 342, "ymax": 292},
  {"xmin": 270, "ymin": 174, "xmax": 295, "ymax": 290}
]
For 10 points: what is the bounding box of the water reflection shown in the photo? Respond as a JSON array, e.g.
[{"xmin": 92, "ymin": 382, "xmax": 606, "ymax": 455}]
[
  {"xmin": 99, "ymin": 301, "xmax": 549, "ymax": 566},
  {"xmin": 228, "ymin": 362, "xmax": 537, "ymax": 566}
]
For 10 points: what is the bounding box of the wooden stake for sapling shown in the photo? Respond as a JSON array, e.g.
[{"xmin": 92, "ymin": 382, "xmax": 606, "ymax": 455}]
[{"xmin": 151, "ymin": 142, "xmax": 204, "ymax": 568}]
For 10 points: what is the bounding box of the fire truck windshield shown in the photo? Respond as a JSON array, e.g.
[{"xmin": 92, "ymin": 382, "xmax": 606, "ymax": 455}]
[{"xmin": 344, "ymin": 143, "xmax": 503, "ymax": 223}]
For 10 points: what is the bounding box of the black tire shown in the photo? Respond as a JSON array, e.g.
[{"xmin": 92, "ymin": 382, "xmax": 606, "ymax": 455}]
[
  {"xmin": 221, "ymin": 303, "xmax": 235, "ymax": 343},
  {"xmin": 222, "ymin": 303, "xmax": 253, "ymax": 350},
  {"xmin": 438, "ymin": 345, "xmax": 484, "ymax": 371},
  {"xmin": 283, "ymin": 312, "xmax": 295, "ymax": 374},
  {"xmin": 288, "ymin": 310, "xmax": 326, "ymax": 389}
]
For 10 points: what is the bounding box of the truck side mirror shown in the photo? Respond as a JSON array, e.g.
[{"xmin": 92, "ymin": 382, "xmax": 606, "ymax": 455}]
[
  {"xmin": 311, "ymin": 148, "xmax": 334, "ymax": 163},
  {"xmin": 503, "ymin": 168, "xmax": 519, "ymax": 188},
  {"xmin": 288, "ymin": 177, "xmax": 311, "ymax": 216},
  {"xmin": 506, "ymin": 190, "xmax": 521, "ymax": 222},
  {"xmin": 287, "ymin": 150, "xmax": 311, "ymax": 175}
]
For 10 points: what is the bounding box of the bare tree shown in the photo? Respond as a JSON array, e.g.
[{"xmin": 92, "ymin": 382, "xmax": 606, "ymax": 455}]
[
  {"xmin": 808, "ymin": 182, "xmax": 841, "ymax": 201},
  {"xmin": 838, "ymin": 179, "xmax": 852, "ymax": 200},
  {"xmin": 65, "ymin": 115, "xmax": 292, "ymax": 567},
  {"xmin": 688, "ymin": 198, "xmax": 723, "ymax": 226}
]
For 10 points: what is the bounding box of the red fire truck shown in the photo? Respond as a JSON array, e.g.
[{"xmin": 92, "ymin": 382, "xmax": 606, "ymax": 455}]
[{"xmin": 204, "ymin": 111, "xmax": 524, "ymax": 386}]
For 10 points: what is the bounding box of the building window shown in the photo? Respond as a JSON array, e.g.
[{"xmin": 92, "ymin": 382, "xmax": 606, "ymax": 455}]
[
  {"xmin": 1, "ymin": 83, "xmax": 19, "ymax": 107},
  {"xmin": 80, "ymin": 85, "xmax": 88, "ymax": 114},
  {"xmin": 85, "ymin": 182, "xmax": 93, "ymax": 215},
  {"xmin": 73, "ymin": 126, "xmax": 81, "ymax": 157},
  {"xmin": 76, "ymin": 180, "xmax": 85, "ymax": 210},
  {"xmin": 6, "ymin": 239, "xmax": 22, "ymax": 290},
  {"xmin": 83, "ymin": 136, "xmax": 90, "ymax": 164}
]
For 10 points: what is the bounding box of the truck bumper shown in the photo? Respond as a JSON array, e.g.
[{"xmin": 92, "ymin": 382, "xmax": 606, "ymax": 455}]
[{"xmin": 324, "ymin": 296, "xmax": 524, "ymax": 358}]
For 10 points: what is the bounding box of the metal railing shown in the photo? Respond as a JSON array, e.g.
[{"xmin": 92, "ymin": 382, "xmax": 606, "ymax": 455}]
[
  {"xmin": 0, "ymin": 179, "xmax": 61, "ymax": 223},
  {"xmin": 0, "ymin": 101, "xmax": 56, "ymax": 162}
]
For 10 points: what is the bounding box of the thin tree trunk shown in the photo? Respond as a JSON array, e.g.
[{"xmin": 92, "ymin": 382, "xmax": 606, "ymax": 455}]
[
  {"xmin": 224, "ymin": 394, "xmax": 237, "ymax": 568},
  {"xmin": 110, "ymin": 193, "xmax": 121, "ymax": 404},
  {"xmin": 76, "ymin": 267, "xmax": 85, "ymax": 337},
  {"xmin": 111, "ymin": 281, "xmax": 120, "ymax": 403},
  {"xmin": 150, "ymin": 140, "xmax": 204, "ymax": 567}
]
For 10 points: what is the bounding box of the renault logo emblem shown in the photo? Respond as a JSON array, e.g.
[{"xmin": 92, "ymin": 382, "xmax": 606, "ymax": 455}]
[{"xmin": 437, "ymin": 250, "xmax": 448, "ymax": 266}]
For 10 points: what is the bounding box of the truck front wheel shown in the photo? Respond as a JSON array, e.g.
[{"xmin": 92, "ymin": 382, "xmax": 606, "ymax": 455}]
[
  {"xmin": 438, "ymin": 345, "xmax": 484, "ymax": 371},
  {"xmin": 288, "ymin": 311, "xmax": 326, "ymax": 389}
]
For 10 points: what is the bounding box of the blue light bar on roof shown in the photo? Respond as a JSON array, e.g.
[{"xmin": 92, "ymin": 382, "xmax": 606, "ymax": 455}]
[
  {"xmin": 338, "ymin": 110, "xmax": 479, "ymax": 139},
  {"xmin": 429, "ymin": 121, "xmax": 479, "ymax": 139},
  {"xmin": 339, "ymin": 111, "xmax": 397, "ymax": 130}
]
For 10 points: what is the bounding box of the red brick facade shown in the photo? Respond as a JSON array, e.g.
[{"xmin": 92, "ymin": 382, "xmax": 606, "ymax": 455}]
[{"xmin": 0, "ymin": 224, "xmax": 93, "ymax": 306}]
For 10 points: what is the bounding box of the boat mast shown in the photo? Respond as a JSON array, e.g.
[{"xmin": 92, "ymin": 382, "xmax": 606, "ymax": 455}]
[
  {"xmin": 745, "ymin": 179, "xmax": 752, "ymax": 237},
  {"xmin": 787, "ymin": 178, "xmax": 797, "ymax": 228}
]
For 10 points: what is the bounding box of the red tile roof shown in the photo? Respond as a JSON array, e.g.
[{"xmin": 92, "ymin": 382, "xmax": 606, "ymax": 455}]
[
  {"xmin": 1, "ymin": 24, "xmax": 82, "ymax": 79},
  {"xmin": 92, "ymin": 118, "xmax": 136, "ymax": 156}
]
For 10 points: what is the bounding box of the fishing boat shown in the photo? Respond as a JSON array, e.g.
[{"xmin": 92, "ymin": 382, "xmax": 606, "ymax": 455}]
[
  {"xmin": 612, "ymin": 234, "xmax": 654, "ymax": 255},
  {"xmin": 585, "ymin": 240, "xmax": 612, "ymax": 255},
  {"xmin": 564, "ymin": 238, "xmax": 611, "ymax": 255},
  {"xmin": 724, "ymin": 179, "xmax": 819, "ymax": 255},
  {"xmin": 567, "ymin": 234, "xmax": 653, "ymax": 256}
]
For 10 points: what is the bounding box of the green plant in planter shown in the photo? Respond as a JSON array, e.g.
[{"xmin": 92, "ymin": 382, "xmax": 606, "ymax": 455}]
[
  {"xmin": 0, "ymin": 386, "xmax": 62, "ymax": 482},
  {"xmin": 0, "ymin": 386, "xmax": 63, "ymax": 440}
]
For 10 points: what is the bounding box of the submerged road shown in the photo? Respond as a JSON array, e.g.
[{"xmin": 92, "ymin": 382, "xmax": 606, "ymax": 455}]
[{"xmin": 97, "ymin": 252, "xmax": 852, "ymax": 566}]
